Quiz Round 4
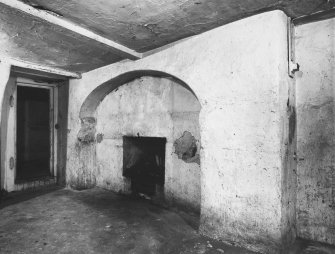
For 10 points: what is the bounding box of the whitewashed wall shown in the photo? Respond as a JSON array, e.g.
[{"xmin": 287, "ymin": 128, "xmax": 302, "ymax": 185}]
[{"xmin": 67, "ymin": 11, "xmax": 293, "ymax": 253}]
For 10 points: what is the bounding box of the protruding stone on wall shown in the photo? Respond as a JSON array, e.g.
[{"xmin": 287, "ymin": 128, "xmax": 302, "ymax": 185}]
[{"xmin": 77, "ymin": 117, "xmax": 97, "ymax": 144}]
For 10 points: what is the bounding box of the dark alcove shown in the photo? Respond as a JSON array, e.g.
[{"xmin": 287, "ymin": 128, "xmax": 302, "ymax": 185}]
[{"xmin": 123, "ymin": 136, "xmax": 166, "ymax": 197}]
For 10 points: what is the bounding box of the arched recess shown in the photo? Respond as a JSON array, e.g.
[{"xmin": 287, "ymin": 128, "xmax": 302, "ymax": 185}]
[
  {"xmin": 79, "ymin": 70, "xmax": 199, "ymax": 120},
  {"xmin": 75, "ymin": 70, "xmax": 202, "ymax": 213}
]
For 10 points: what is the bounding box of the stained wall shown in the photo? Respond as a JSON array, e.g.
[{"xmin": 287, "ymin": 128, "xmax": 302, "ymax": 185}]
[{"xmin": 295, "ymin": 18, "xmax": 335, "ymax": 245}]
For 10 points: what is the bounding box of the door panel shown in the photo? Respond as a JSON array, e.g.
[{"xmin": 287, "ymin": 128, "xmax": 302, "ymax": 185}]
[{"xmin": 16, "ymin": 86, "xmax": 51, "ymax": 181}]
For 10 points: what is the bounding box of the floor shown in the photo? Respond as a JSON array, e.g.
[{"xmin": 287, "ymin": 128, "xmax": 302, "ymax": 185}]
[{"xmin": 0, "ymin": 188, "xmax": 334, "ymax": 254}]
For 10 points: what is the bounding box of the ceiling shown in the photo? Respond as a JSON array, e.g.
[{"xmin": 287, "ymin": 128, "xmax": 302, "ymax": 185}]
[
  {"xmin": 1, "ymin": 0, "xmax": 334, "ymax": 74},
  {"xmin": 0, "ymin": 3, "xmax": 123, "ymax": 73}
]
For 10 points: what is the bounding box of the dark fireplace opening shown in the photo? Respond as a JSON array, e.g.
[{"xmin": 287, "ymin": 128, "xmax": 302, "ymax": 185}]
[{"xmin": 123, "ymin": 136, "xmax": 166, "ymax": 197}]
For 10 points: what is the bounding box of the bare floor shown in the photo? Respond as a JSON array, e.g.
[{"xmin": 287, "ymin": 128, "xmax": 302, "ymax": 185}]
[{"xmin": 0, "ymin": 187, "xmax": 334, "ymax": 254}]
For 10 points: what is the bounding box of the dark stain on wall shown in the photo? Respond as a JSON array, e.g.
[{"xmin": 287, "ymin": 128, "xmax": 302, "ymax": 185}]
[
  {"xmin": 174, "ymin": 131, "xmax": 200, "ymax": 165},
  {"xmin": 287, "ymin": 99, "xmax": 296, "ymax": 144},
  {"xmin": 96, "ymin": 133, "xmax": 104, "ymax": 143}
]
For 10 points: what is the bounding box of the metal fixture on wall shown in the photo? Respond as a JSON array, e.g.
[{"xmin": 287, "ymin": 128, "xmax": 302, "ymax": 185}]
[
  {"xmin": 288, "ymin": 18, "xmax": 300, "ymax": 78},
  {"xmin": 9, "ymin": 95, "xmax": 14, "ymax": 107},
  {"xmin": 9, "ymin": 157, "xmax": 14, "ymax": 170}
]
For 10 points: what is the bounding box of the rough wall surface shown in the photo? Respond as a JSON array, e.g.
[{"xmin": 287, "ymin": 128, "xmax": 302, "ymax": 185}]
[
  {"xmin": 295, "ymin": 18, "xmax": 335, "ymax": 245},
  {"xmin": 67, "ymin": 11, "xmax": 292, "ymax": 253},
  {"xmin": 94, "ymin": 77, "xmax": 200, "ymax": 210}
]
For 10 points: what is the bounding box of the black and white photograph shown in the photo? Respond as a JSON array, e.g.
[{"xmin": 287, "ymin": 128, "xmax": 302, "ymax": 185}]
[{"xmin": 0, "ymin": 1, "xmax": 334, "ymax": 253}]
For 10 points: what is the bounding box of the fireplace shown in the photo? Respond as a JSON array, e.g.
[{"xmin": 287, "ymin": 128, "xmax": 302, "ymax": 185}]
[{"xmin": 123, "ymin": 136, "xmax": 166, "ymax": 197}]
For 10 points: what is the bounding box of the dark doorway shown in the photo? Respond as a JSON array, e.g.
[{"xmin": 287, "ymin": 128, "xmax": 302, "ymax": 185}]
[
  {"xmin": 123, "ymin": 136, "xmax": 166, "ymax": 196},
  {"xmin": 16, "ymin": 86, "xmax": 51, "ymax": 181}
]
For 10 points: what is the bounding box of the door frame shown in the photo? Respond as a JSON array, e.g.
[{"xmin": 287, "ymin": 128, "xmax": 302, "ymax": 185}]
[
  {"xmin": 16, "ymin": 77, "xmax": 59, "ymax": 180},
  {"xmin": 3, "ymin": 77, "xmax": 59, "ymax": 191},
  {"xmin": 16, "ymin": 78, "xmax": 58, "ymax": 179}
]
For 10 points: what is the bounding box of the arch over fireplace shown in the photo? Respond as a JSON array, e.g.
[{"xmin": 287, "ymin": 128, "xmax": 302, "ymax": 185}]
[
  {"xmin": 76, "ymin": 70, "xmax": 202, "ymax": 213},
  {"xmin": 79, "ymin": 70, "xmax": 199, "ymax": 121}
]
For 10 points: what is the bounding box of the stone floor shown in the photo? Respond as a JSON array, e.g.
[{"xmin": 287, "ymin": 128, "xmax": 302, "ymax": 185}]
[{"xmin": 0, "ymin": 187, "xmax": 334, "ymax": 254}]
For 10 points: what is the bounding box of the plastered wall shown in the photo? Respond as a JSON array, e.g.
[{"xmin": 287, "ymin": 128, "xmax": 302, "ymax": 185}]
[
  {"xmin": 94, "ymin": 76, "xmax": 201, "ymax": 211},
  {"xmin": 0, "ymin": 63, "xmax": 11, "ymax": 189},
  {"xmin": 67, "ymin": 11, "xmax": 294, "ymax": 253},
  {"xmin": 295, "ymin": 18, "xmax": 335, "ymax": 245}
]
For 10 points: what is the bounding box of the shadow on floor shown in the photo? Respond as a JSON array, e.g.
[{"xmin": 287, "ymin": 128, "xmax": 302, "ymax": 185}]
[
  {"xmin": 0, "ymin": 187, "xmax": 334, "ymax": 254},
  {"xmin": 0, "ymin": 185, "xmax": 62, "ymax": 209}
]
